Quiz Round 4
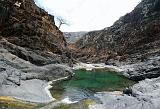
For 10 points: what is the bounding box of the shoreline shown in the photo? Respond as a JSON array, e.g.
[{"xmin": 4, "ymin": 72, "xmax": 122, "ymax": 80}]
[
  {"xmin": 0, "ymin": 77, "xmax": 70, "ymax": 105},
  {"xmin": 0, "ymin": 63, "xmax": 124, "ymax": 107},
  {"xmin": 73, "ymin": 62, "xmax": 122, "ymax": 72},
  {"xmin": 44, "ymin": 76, "xmax": 70, "ymax": 102}
]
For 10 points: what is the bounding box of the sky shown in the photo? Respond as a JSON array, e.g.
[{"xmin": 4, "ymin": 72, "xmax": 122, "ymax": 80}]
[{"xmin": 35, "ymin": 0, "xmax": 141, "ymax": 32}]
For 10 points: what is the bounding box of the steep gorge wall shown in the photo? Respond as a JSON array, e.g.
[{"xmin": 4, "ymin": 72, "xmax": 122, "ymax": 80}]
[
  {"xmin": 0, "ymin": 0, "xmax": 73, "ymax": 103},
  {"xmin": 74, "ymin": 0, "xmax": 160, "ymax": 63},
  {"xmin": 0, "ymin": 0, "xmax": 66, "ymax": 54},
  {"xmin": 0, "ymin": 0, "xmax": 73, "ymax": 66}
]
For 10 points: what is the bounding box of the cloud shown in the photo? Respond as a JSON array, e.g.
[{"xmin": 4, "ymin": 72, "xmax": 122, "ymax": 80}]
[{"xmin": 35, "ymin": 0, "xmax": 141, "ymax": 32}]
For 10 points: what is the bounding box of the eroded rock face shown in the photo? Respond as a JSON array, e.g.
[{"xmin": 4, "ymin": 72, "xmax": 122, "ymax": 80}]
[
  {"xmin": 75, "ymin": 0, "xmax": 160, "ymax": 63},
  {"xmin": 0, "ymin": 0, "xmax": 73, "ymax": 103},
  {"xmin": 0, "ymin": 44, "xmax": 72, "ymax": 103},
  {"xmin": 119, "ymin": 55, "xmax": 160, "ymax": 81},
  {"xmin": 73, "ymin": 0, "xmax": 160, "ymax": 80},
  {"xmin": 0, "ymin": 0, "xmax": 73, "ymax": 65},
  {"xmin": 0, "ymin": 0, "xmax": 66, "ymax": 53}
]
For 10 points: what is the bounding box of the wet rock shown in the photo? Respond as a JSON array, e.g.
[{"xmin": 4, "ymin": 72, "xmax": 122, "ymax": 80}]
[{"xmin": 123, "ymin": 87, "xmax": 133, "ymax": 96}]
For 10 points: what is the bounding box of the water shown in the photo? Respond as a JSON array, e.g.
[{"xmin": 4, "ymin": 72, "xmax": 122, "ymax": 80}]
[
  {"xmin": 50, "ymin": 69, "xmax": 136, "ymax": 104},
  {"xmin": 0, "ymin": 69, "xmax": 135, "ymax": 109}
]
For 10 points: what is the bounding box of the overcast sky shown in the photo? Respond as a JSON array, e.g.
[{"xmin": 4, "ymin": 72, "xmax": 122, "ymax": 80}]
[{"xmin": 35, "ymin": 0, "xmax": 141, "ymax": 32}]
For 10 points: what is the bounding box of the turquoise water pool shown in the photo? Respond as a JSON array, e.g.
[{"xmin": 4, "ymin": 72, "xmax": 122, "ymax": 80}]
[{"xmin": 50, "ymin": 69, "xmax": 135, "ymax": 102}]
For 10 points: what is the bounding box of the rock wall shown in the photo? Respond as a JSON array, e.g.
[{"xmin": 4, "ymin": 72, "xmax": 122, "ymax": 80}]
[
  {"xmin": 0, "ymin": 0, "xmax": 73, "ymax": 103},
  {"xmin": 0, "ymin": 0, "xmax": 66, "ymax": 53},
  {"xmin": 0, "ymin": 0, "xmax": 73, "ymax": 65},
  {"xmin": 75, "ymin": 0, "xmax": 160, "ymax": 63},
  {"xmin": 73, "ymin": 0, "xmax": 160, "ymax": 80}
]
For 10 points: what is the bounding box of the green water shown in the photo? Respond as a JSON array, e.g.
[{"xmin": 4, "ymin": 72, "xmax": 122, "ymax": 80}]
[
  {"xmin": 0, "ymin": 69, "xmax": 135, "ymax": 109},
  {"xmin": 65, "ymin": 69, "xmax": 135, "ymax": 91},
  {"xmin": 50, "ymin": 69, "xmax": 136, "ymax": 101}
]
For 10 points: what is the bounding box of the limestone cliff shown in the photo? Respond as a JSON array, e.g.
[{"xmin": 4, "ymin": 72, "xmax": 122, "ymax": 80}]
[
  {"xmin": 0, "ymin": 0, "xmax": 72, "ymax": 103},
  {"xmin": 0, "ymin": 0, "xmax": 66, "ymax": 51},
  {"xmin": 0, "ymin": 0, "xmax": 72, "ymax": 65},
  {"xmin": 74, "ymin": 0, "xmax": 160, "ymax": 80},
  {"xmin": 75, "ymin": 0, "xmax": 160, "ymax": 62}
]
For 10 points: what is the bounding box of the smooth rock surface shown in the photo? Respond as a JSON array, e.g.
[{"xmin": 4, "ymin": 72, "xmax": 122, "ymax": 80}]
[
  {"xmin": 0, "ymin": 47, "xmax": 72, "ymax": 103},
  {"xmin": 0, "ymin": 79, "xmax": 52, "ymax": 103},
  {"xmin": 89, "ymin": 77, "xmax": 160, "ymax": 109}
]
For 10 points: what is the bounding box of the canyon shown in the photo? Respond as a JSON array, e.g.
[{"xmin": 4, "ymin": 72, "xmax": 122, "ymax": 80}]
[{"xmin": 0, "ymin": 0, "xmax": 160, "ymax": 109}]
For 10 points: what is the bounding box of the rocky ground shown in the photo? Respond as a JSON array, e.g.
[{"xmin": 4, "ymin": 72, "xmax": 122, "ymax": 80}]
[
  {"xmin": 0, "ymin": 39, "xmax": 72, "ymax": 103},
  {"xmin": 0, "ymin": 0, "xmax": 160, "ymax": 108},
  {"xmin": 72, "ymin": 62, "xmax": 160, "ymax": 109},
  {"xmin": 0, "ymin": 0, "xmax": 73, "ymax": 103},
  {"xmin": 89, "ymin": 77, "xmax": 160, "ymax": 109},
  {"xmin": 70, "ymin": 0, "xmax": 160, "ymax": 108}
]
